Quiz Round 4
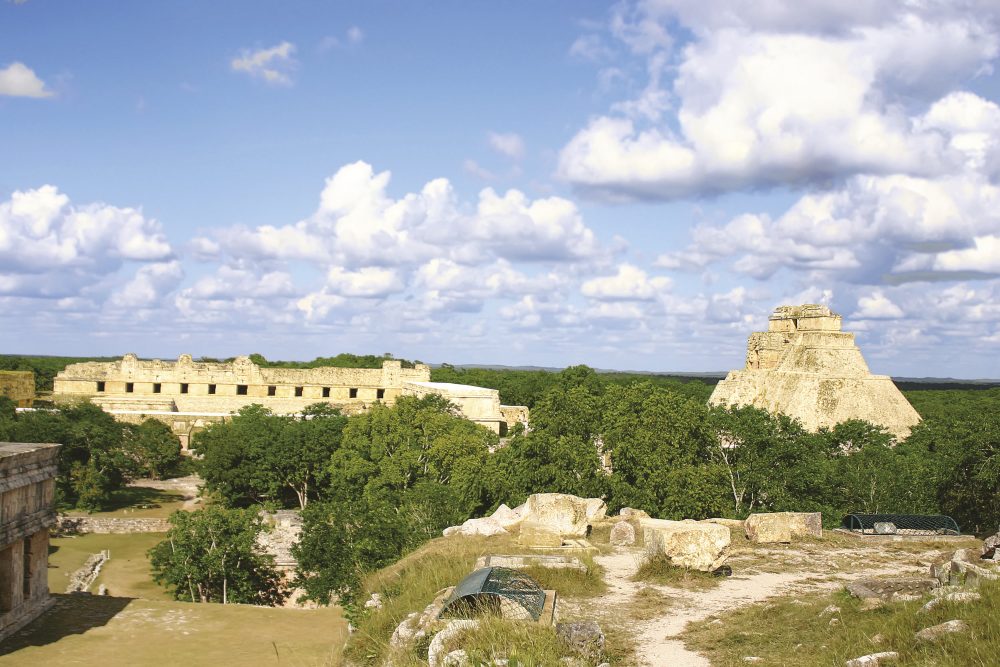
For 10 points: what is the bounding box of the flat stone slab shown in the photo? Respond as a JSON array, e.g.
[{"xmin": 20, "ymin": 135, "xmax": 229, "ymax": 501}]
[{"xmin": 474, "ymin": 554, "xmax": 586, "ymax": 571}]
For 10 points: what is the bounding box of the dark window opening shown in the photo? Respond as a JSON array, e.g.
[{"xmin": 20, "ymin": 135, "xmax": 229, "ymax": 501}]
[
  {"xmin": 96, "ymin": 381, "xmax": 106, "ymax": 393},
  {"xmin": 377, "ymin": 388, "xmax": 385, "ymax": 400},
  {"xmin": 237, "ymin": 384, "xmax": 248, "ymax": 395},
  {"xmin": 0, "ymin": 544, "xmax": 13, "ymax": 612},
  {"xmin": 153, "ymin": 383, "xmax": 162, "ymax": 394},
  {"xmin": 295, "ymin": 386, "xmax": 303, "ymax": 397},
  {"xmin": 349, "ymin": 388, "xmax": 358, "ymax": 399},
  {"xmin": 322, "ymin": 387, "xmax": 330, "ymax": 398},
  {"xmin": 22, "ymin": 538, "xmax": 31, "ymax": 599},
  {"xmin": 125, "ymin": 382, "xmax": 134, "ymax": 393},
  {"xmin": 208, "ymin": 384, "xmax": 216, "ymax": 395},
  {"xmin": 268, "ymin": 385, "xmax": 277, "ymax": 396},
  {"xmin": 180, "ymin": 383, "xmax": 189, "ymax": 394}
]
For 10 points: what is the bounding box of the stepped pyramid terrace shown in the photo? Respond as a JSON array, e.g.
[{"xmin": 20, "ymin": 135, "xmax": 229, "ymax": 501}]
[{"xmin": 709, "ymin": 304, "xmax": 921, "ymax": 439}]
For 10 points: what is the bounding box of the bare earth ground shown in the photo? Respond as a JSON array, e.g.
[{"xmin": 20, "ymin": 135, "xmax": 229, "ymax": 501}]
[{"xmin": 565, "ymin": 533, "xmax": 976, "ymax": 667}]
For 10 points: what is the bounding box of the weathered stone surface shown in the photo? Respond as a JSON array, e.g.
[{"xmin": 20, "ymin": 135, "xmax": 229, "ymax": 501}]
[
  {"xmin": 443, "ymin": 517, "xmax": 508, "ymax": 538},
  {"xmin": 847, "ymin": 577, "xmax": 936, "ymax": 602},
  {"xmin": 490, "ymin": 504, "xmax": 524, "ymax": 530},
  {"xmin": 428, "ymin": 620, "xmax": 479, "ymax": 667},
  {"xmin": 982, "ymin": 529, "xmax": 1000, "ymax": 560},
  {"xmin": 364, "ymin": 592, "xmax": 383, "ymax": 609},
  {"xmin": 920, "ymin": 591, "xmax": 981, "ymax": 613},
  {"xmin": 518, "ymin": 520, "xmax": 563, "ymax": 547},
  {"xmin": 619, "ymin": 507, "xmax": 650, "ymax": 520},
  {"xmin": 390, "ymin": 589, "xmax": 452, "ymax": 650},
  {"xmin": 844, "ymin": 652, "xmax": 899, "ymax": 667},
  {"xmin": 442, "ymin": 649, "xmax": 470, "ymax": 667},
  {"xmin": 709, "ymin": 305, "xmax": 921, "ymax": 440},
  {"xmin": 744, "ymin": 512, "xmax": 822, "ymax": 543},
  {"xmin": 56, "ymin": 516, "xmax": 171, "ymax": 534},
  {"xmin": 915, "ymin": 619, "xmax": 969, "ymax": 642},
  {"xmin": 556, "ymin": 621, "xmax": 605, "ymax": 661},
  {"xmin": 701, "ymin": 518, "xmax": 745, "ymax": 529},
  {"xmin": 610, "ymin": 521, "xmax": 636, "ymax": 546},
  {"xmin": 640, "ymin": 518, "xmax": 730, "ymax": 571},
  {"xmin": 873, "ymin": 522, "xmax": 897, "ymax": 535},
  {"xmin": 475, "ymin": 554, "xmax": 586, "ymax": 571},
  {"xmin": 522, "ymin": 493, "xmax": 605, "ymax": 538}
]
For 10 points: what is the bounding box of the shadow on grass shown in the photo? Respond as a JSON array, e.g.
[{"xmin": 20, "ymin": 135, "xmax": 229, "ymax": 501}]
[
  {"xmin": 63, "ymin": 486, "xmax": 184, "ymax": 516},
  {"xmin": 0, "ymin": 594, "xmax": 133, "ymax": 655}
]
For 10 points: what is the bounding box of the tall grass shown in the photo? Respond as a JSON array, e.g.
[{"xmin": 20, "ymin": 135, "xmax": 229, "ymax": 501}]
[{"xmin": 344, "ymin": 535, "xmax": 607, "ymax": 665}]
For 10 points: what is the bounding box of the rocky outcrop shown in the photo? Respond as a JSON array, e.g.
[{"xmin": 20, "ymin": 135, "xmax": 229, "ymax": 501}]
[
  {"xmin": 744, "ymin": 512, "xmax": 822, "ymax": 543},
  {"xmin": 640, "ymin": 519, "xmax": 730, "ymax": 571},
  {"xmin": 443, "ymin": 517, "xmax": 508, "ymax": 538},
  {"xmin": 709, "ymin": 304, "xmax": 921, "ymax": 440},
  {"xmin": 556, "ymin": 621, "xmax": 605, "ymax": 662},
  {"xmin": 982, "ymin": 527, "xmax": 1000, "ymax": 560},
  {"xmin": 427, "ymin": 620, "xmax": 478, "ymax": 667}
]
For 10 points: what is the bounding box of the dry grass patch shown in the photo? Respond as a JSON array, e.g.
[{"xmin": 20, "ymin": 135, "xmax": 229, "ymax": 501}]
[
  {"xmin": 683, "ymin": 578, "xmax": 1000, "ymax": 666},
  {"xmin": 627, "ymin": 586, "xmax": 677, "ymax": 621},
  {"xmin": 346, "ymin": 535, "xmax": 607, "ymax": 665},
  {"xmin": 632, "ymin": 554, "xmax": 722, "ymax": 591}
]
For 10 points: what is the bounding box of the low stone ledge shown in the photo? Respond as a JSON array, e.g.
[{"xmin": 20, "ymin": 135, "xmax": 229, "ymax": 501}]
[{"xmin": 56, "ymin": 516, "xmax": 171, "ymax": 534}]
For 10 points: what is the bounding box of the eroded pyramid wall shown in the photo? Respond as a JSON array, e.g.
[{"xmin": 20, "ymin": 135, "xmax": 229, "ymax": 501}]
[{"xmin": 709, "ymin": 305, "xmax": 921, "ymax": 439}]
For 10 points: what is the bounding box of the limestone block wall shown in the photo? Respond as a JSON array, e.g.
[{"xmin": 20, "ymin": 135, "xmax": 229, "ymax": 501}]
[
  {"xmin": 0, "ymin": 443, "xmax": 60, "ymax": 641},
  {"xmin": 56, "ymin": 516, "xmax": 171, "ymax": 534},
  {"xmin": 401, "ymin": 381, "xmax": 504, "ymax": 433},
  {"xmin": 53, "ymin": 355, "xmax": 431, "ymax": 414},
  {"xmin": 710, "ymin": 304, "xmax": 921, "ymax": 439},
  {"xmin": 0, "ymin": 371, "xmax": 34, "ymax": 408}
]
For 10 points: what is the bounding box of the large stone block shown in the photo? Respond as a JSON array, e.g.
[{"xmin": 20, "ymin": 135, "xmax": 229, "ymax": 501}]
[
  {"xmin": 522, "ymin": 493, "xmax": 606, "ymax": 538},
  {"xmin": 640, "ymin": 519, "xmax": 730, "ymax": 571},
  {"xmin": 518, "ymin": 520, "xmax": 564, "ymax": 548},
  {"xmin": 744, "ymin": 512, "xmax": 822, "ymax": 543}
]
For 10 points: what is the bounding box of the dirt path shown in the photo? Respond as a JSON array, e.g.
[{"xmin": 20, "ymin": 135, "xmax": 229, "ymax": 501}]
[
  {"xmin": 128, "ymin": 474, "xmax": 203, "ymax": 509},
  {"xmin": 591, "ymin": 545, "xmax": 932, "ymax": 667}
]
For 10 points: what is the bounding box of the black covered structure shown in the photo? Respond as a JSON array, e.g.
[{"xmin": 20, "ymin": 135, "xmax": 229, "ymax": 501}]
[
  {"xmin": 438, "ymin": 566, "xmax": 546, "ymax": 621},
  {"xmin": 841, "ymin": 513, "xmax": 960, "ymax": 536}
]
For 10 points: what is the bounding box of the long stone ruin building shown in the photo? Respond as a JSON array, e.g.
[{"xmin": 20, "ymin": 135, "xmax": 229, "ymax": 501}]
[
  {"xmin": 0, "ymin": 442, "xmax": 59, "ymax": 641},
  {"xmin": 53, "ymin": 354, "xmax": 527, "ymax": 447},
  {"xmin": 709, "ymin": 304, "xmax": 921, "ymax": 439}
]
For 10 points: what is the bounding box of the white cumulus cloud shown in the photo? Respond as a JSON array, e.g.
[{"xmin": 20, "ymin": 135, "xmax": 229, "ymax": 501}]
[
  {"xmin": 231, "ymin": 42, "xmax": 297, "ymax": 85},
  {"xmin": 0, "ymin": 62, "xmax": 52, "ymax": 98}
]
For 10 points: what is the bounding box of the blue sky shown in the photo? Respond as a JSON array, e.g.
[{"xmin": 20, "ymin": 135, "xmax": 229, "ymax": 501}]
[{"xmin": 3, "ymin": 1, "xmax": 1000, "ymax": 378}]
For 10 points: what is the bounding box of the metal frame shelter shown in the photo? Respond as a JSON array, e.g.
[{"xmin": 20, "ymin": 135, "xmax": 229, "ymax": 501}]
[
  {"xmin": 841, "ymin": 513, "xmax": 960, "ymax": 536},
  {"xmin": 439, "ymin": 566, "xmax": 546, "ymax": 621}
]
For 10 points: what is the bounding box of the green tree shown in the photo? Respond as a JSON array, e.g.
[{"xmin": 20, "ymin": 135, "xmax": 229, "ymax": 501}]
[
  {"xmin": 602, "ymin": 383, "xmax": 726, "ymax": 518},
  {"xmin": 149, "ymin": 506, "xmax": 286, "ymax": 605},
  {"xmin": 122, "ymin": 419, "xmax": 183, "ymax": 479},
  {"xmin": 293, "ymin": 496, "xmax": 407, "ymax": 617}
]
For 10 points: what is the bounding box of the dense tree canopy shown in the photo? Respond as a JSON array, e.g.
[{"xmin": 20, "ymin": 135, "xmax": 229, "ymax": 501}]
[{"xmin": 0, "ymin": 399, "xmax": 183, "ymax": 510}]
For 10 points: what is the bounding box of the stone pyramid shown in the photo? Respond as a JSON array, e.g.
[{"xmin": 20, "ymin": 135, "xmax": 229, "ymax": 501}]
[{"xmin": 709, "ymin": 304, "xmax": 921, "ymax": 439}]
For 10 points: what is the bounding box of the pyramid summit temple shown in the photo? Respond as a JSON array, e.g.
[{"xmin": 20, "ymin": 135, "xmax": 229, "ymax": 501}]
[{"xmin": 709, "ymin": 304, "xmax": 921, "ymax": 439}]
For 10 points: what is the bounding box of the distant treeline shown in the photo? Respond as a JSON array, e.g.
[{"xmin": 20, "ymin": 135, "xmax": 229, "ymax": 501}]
[
  {"xmin": 429, "ymin": 364, "xmax": 718, "ymax": 407},
  {"xmin": 0, "ymin": 355, "xmax": 118, "ymax": 393}
]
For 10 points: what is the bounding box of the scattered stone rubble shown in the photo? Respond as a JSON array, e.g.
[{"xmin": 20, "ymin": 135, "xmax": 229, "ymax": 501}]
[
  {"xmin": 915, "ymin": 619, "xmax": 969, "ymax": 642},
  {"xmin": 844, "ymin": 652, "xmax": 899, "ymax": 667},
  {"xmin": 555, "ymin": 621, "xmax": 605, "ymax": 662},
  {"xmin": 442, "ymin": 493, "xmax": 607, "ymax": 545}
]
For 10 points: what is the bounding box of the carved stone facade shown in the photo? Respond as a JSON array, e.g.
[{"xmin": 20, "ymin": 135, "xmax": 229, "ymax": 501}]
[
  {"xmin": 0, "ymin": 442, "xmax": 59, "ymax": 641},
  {"xmin": 0, "ymin": 372, "xmax": 34, "ymax": 409},
  {"xmin": 709, "ymin": 305, "xmax": 921, "ymax": 439},
  {"xmin": 53, "ymin": 355, "xmax": 528, "ymax": 443}
]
